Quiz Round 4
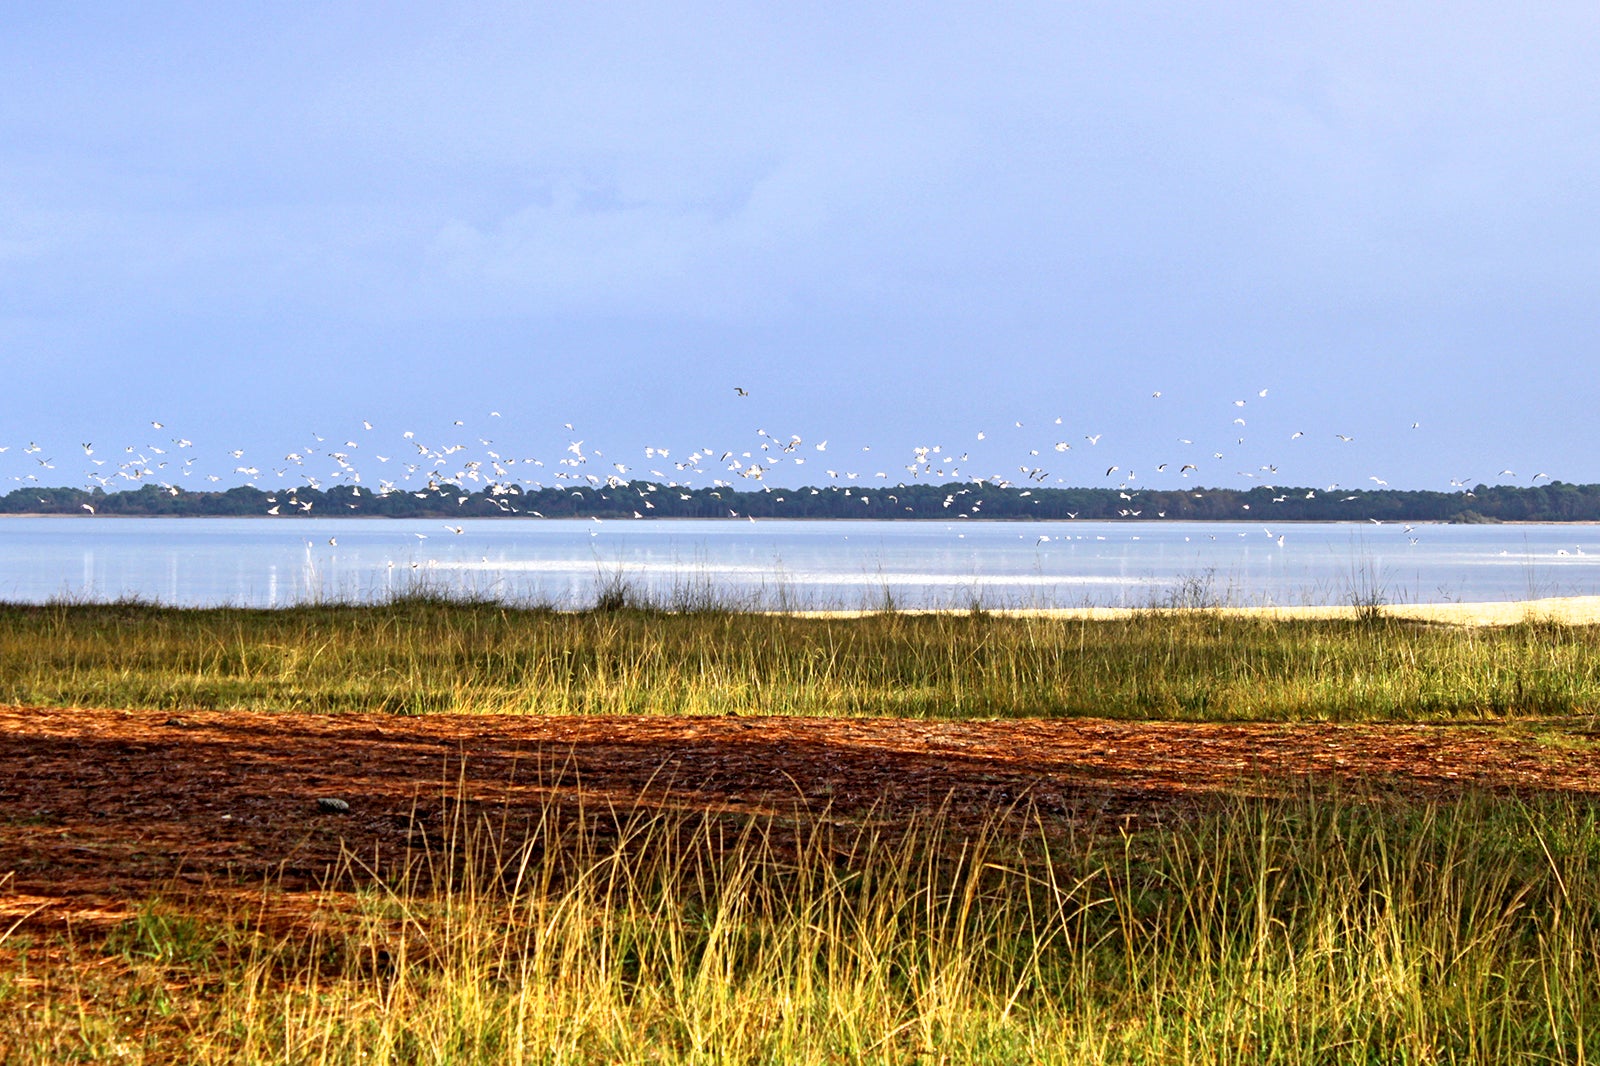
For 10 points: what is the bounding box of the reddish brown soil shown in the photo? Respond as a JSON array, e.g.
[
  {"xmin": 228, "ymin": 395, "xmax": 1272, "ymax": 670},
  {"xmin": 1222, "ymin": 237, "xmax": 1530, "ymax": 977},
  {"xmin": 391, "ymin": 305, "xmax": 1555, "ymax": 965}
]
[{"xmin": 4, "ymin": 705, "xmax": 1599, "ymax": 932}]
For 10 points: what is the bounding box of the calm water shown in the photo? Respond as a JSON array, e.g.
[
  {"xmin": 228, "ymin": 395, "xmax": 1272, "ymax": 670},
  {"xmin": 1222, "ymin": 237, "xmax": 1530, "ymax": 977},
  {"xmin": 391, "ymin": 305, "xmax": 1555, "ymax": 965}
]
[{"xmin": 2, "ymin": 517, "xmax": 1598, "ymax": 609}]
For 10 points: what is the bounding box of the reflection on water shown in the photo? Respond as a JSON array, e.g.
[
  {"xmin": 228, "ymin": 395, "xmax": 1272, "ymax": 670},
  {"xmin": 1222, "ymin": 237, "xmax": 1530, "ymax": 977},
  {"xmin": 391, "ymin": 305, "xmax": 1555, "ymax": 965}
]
[{"xmin": 1, "ymin": 517, "xmax": 1597, "ymax": 609}]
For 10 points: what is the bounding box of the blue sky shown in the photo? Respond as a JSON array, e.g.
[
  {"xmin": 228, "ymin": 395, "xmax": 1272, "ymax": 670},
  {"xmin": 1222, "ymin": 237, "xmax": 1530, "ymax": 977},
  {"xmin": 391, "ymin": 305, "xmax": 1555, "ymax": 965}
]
[{"xmin": 3, "ymin": 3, "xmax": 1598, "ymax": 497}]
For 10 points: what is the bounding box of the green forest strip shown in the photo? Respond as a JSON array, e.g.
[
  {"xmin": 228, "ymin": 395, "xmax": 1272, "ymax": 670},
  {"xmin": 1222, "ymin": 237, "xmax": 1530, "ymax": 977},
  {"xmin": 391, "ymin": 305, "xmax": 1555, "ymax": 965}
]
[{"xmin": 7, "ymin": 478, "xmax": 1600, "ymax": 521}]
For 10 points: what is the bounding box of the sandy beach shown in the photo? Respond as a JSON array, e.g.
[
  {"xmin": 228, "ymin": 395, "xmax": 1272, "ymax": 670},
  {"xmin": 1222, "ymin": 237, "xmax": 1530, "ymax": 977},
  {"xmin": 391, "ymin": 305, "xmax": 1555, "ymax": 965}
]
[{"xmin": 789, "ymin": 594, "xmax": 1600, "ymax": 626}]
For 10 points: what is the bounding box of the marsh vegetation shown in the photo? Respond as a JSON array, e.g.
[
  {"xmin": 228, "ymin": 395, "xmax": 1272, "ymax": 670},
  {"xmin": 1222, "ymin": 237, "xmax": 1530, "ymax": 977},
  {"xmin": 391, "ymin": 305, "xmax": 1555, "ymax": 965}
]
[
  {"xmin": 3, "ymin": 597, "xmax": 1599, "ymax": 721},
  {"xmin": 6, "ymin": 788, "xmax": 1600, "ymax": 1062},
  {"xmin": 4, "ymin": 600, "xmax": 1600, "ymax": 1062}
]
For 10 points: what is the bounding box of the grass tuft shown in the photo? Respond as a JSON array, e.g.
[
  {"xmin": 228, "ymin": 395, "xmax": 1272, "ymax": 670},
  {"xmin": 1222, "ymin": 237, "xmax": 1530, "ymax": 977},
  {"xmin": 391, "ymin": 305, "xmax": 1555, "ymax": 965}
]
[{"xmin": 6, "ymin": 787, "xmax": 1600, "ymax": 1062}]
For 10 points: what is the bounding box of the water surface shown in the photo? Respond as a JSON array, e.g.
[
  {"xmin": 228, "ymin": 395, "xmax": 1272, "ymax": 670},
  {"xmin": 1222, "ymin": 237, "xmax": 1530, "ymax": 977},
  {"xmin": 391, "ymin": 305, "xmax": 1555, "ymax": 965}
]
[{"xmin": 2, "ymin": 517, "xmax": 1596, "ymax": 609}]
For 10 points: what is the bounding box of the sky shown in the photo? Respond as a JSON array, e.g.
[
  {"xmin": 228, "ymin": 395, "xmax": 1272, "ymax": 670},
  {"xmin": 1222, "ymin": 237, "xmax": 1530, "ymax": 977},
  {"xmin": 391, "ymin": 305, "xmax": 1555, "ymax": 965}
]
[{"xmin": 3, "ymin": 3, "xmax": 1599, "ymax": 499}]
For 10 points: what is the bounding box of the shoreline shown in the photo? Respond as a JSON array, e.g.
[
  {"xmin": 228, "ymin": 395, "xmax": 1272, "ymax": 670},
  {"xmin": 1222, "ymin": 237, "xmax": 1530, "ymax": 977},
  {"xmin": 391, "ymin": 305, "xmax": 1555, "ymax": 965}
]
[
  {"xmin": 4, "ymin": 512, "xmax": 1600, "ymax": 525},
  {"xmin": 783, "ymin": 594, "xmax": 1600, "ymax": 627}
]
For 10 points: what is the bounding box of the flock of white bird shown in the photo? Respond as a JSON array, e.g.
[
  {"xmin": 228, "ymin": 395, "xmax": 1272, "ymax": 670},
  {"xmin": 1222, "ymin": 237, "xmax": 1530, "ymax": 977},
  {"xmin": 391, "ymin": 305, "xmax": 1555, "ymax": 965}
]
[{"xmin": 0, "ymin": 386, "xmax": 1561, "ymax": 549}]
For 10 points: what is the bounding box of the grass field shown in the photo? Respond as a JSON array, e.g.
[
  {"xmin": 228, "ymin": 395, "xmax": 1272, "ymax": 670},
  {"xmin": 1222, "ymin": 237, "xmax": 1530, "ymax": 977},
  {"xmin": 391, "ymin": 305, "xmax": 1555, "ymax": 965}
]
[
  {"xmin": 7, "ymin": 788, "xmax": 1600, "ymax": 1063},
  {"xmin": 3, "ymin": 596, "xmax": 1600, "ymax": 721},
  {"xmin": 4, "ymin": 600, "xmax": 1600, "ymax": 1062}
]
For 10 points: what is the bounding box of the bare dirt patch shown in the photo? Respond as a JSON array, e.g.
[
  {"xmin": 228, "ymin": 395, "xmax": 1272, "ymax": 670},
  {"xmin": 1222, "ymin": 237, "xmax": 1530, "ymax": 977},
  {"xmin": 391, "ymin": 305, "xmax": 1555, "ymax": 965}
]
[{"xmin": 4, "ymin": 706, "xmax": 1600, "ymax": 933}]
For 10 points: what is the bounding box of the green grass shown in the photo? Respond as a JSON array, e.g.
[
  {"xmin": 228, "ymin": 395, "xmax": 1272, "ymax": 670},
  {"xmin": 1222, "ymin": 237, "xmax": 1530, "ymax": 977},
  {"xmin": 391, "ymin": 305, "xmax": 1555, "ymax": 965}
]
[
  {"xmin": 7, "ymin": 600, "xmax": 1600, "ymax": 1060},
  {"xmin": 6, "ymin": 787, "xmax": 1600, "ymax": 1063},
  {"xmin": 2, "ymin": 598, "xmax": 1599, "ymax": 720}
]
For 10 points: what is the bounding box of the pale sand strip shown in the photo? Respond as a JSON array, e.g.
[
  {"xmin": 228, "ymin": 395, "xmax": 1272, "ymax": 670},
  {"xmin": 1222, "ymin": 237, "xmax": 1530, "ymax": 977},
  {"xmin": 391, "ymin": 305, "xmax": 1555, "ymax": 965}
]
[{"xmin": 783, "ymin": 595, "xmax": 1600, "ymax": 626}]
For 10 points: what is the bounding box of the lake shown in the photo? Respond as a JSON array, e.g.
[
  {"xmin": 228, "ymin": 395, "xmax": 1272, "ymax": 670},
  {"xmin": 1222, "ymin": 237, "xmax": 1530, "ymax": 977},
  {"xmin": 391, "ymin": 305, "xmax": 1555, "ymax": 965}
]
[{"xmin": 2, "ymin": 517, "xmax": 1597, "ymax": 610}]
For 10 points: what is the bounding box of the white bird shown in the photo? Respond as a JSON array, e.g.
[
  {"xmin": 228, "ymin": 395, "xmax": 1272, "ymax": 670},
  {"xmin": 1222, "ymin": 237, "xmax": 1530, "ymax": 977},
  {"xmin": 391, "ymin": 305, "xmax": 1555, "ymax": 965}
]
[{"xmin": 327, "ymin": 537, "xmax": 337, "ymax": 546}]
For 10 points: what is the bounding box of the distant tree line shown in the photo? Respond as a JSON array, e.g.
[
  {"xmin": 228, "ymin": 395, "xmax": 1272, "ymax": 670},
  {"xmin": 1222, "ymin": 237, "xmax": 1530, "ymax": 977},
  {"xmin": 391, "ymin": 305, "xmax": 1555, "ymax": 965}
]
[{"xmin": 4, "ymin": 480, "xmax": 1599, "ymax": 522}]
